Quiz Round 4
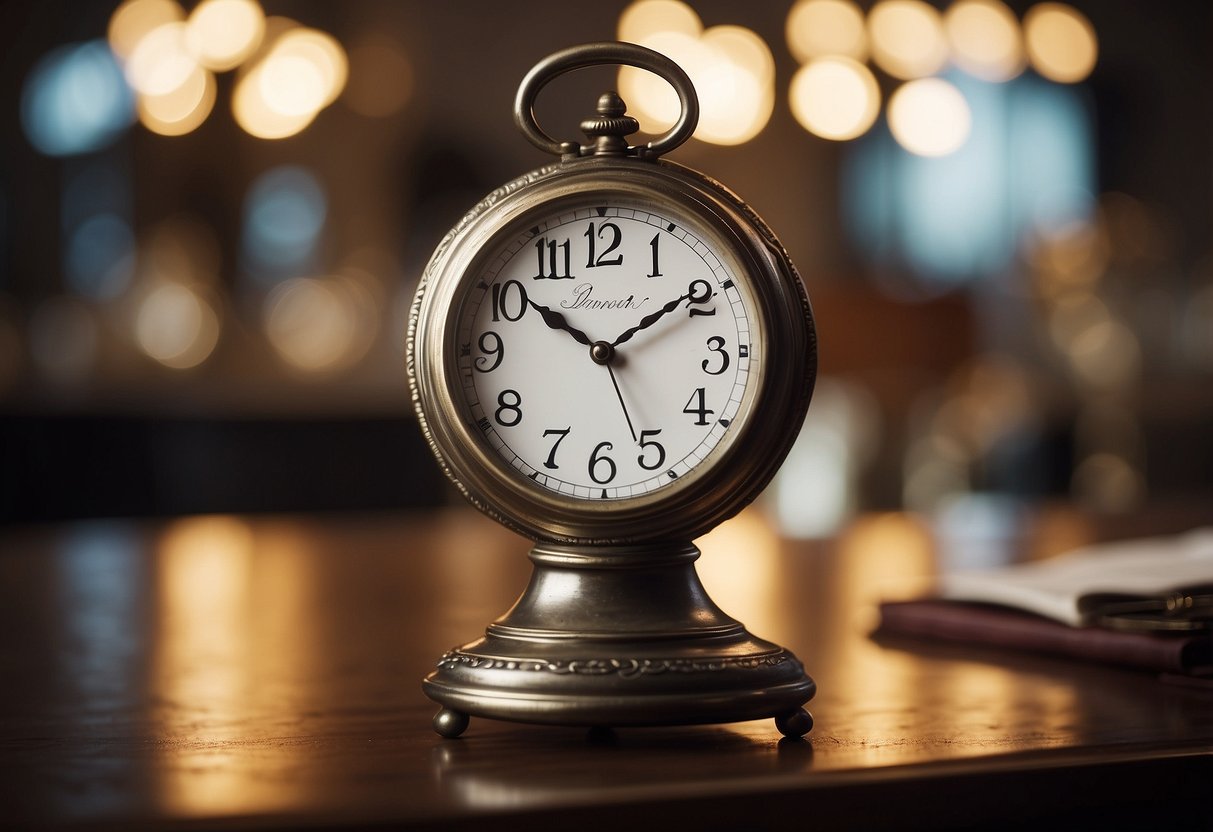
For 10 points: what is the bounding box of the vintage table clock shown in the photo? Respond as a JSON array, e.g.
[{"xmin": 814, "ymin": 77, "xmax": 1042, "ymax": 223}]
[{"xmin": 407, "ymin": 43, "xmax": 818, "ymax": 738}]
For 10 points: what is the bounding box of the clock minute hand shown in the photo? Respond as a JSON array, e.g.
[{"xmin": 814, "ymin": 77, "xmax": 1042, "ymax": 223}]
[
  {"xmin": 604, "ymin": 361, "xmax": 639, "ymax": 444},
  {"xmin": 526, "ymin": 299, "xmax": 593, "ymax": 346},
  {"xmin": 610, "ymin": 289, "xmax": 691, "ymax": 348}
]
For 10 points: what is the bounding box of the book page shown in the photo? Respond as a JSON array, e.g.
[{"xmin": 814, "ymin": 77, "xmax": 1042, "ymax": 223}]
[{"xmin": 937, "ymin": 527, "xmax": 1213, "ymax": 626}]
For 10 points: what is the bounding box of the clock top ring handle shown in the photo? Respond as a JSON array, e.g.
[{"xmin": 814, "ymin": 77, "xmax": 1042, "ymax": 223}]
[{"xmin": 514, "ymin": 41, "xmax": 700, "ymax": 161}]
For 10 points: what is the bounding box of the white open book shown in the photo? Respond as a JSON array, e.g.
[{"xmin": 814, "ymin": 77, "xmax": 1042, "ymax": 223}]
[{"xmin": 937, "ymin": 528, "xmax": 1213, "ymax": 629}]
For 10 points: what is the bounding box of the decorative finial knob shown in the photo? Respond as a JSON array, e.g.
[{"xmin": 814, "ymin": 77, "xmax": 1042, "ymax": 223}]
[{"xmin": 579, "ymin": 91, "xmax": 640, "ymax": 156}]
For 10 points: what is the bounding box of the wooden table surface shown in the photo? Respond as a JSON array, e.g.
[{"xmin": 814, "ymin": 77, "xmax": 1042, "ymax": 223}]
[{"xmin": 1, "ymin": 506, "xmax": 1210, "ymax": 830}]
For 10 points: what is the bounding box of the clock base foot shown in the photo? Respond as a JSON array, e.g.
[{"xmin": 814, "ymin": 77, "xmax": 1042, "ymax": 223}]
[
  {"xmin": 432, "ymin": 707, "xmax": 470, "ymax": 738},
  {"xmin": 422, "ymin": 540, "xmax": 816, "ymax": 737},
  {"xmin": 775, "ymin": 707, "xmax": 813, "ymax": 738}
]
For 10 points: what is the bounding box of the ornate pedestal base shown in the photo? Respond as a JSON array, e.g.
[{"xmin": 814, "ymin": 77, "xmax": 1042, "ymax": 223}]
[{"xmin": 422, "ymin": 541, "xmax": 815, "ymax": 738}]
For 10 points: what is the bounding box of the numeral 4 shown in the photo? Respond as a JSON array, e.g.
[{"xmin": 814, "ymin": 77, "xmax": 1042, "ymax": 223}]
[{"xmin": 682, "ymin": 388, "xmax": 714, "ymax": 426}]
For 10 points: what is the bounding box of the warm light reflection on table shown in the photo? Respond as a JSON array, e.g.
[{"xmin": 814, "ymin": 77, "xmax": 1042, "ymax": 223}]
[{"xmin": 3, "ymin": 505, "xmax": 1209, "ymax": 829}]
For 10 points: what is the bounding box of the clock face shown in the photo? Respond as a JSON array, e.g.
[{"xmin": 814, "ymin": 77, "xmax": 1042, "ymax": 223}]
[{"xmin": 453, "ymin": 199, "xmax": 759, "ymax": 501}]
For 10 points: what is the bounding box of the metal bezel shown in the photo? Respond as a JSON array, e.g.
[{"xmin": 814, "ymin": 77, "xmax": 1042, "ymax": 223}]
[{"xmin": 408, "ymin": 156, "xmax": 816, "ymax": 544}]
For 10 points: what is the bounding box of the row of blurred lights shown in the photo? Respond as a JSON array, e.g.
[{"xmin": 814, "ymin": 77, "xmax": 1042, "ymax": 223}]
[
  {"xmin": 618, "ymin": 0, "xmax": 1097, "ymax": 155},
  {"xmin": 10, "ymin": 1, "xmax": 417, "ymax": 386},
  {"xmin": 4, "ymin": 162, "xmax": 385, "ymax": 387},
  {"xmin": 22, "ymin": 0, "xmax": 360, "ymax": 154}
]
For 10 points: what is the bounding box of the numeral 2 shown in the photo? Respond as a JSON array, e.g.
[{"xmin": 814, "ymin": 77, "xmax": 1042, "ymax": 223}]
[{"xmin": 687, "ymin": 279, "xmax": 715, "ymax": 317}]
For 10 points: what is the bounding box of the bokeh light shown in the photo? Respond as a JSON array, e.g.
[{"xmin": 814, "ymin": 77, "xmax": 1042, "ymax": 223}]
[
  {"xmin": 134, "ymin": 282, "xmax": 220, "ymax": 369},
  {"xmin": 887, "ymin": 77, "xmax": 972, "ymax": 157},
  {"xmin": 616, "ymin": 10, "xmax": 775, "ymax": 146},
  {"xmin": 263, "ymin": 276, "xmax": 376, "ymax": 372},
  {"xmin": 945, "ymin": 0, "xmax": 1025, "ymax": 82},
  {"xmin": 617, "ymin": 0, "xmax": 701, "ymax": 43},
  {"xmin": 844, "ymin": 74, "xmax": 1094, "ymax": 287},
  {"xmin": 233, "ymin": 71, "xmax": 315, "ymax": 139},
  {"xmin": 693, "ymin": 26, "xmax": 775, "ymax": 145},
  {"xmin": 1027, "ymin": 217, "xmax": 1109, "ymax": 297},
  {"xmin": 65, "ymin": 213, "xmax": 137, "ymax": 301},
  {"xmin": 790, "ymin": 57, "xmax": 880, "ymax": 141},
  {"xmin": 62, "ymin": 161, "xmax": 135, "ymax": 301},
  {"xmin": 617, "ymin": 30, "xmax": 697, "ymax": 128},
  {"xmin": 21, "ymin": 41, "xmax": 135, "ymax": 157},
  {"xmin": 124, "ymin": 21, "xmax": 197, "ymax": 97},
  {"xmin": 771, "ymin": 379, "xmax": 879, "ymax": 537},
  {"xmin": 1024, "ymin": 2, "xmax": 1098, "ymax": 84},
  {"xmin": 108, "ymin": 0, "xmax": 185, "ymax": 61},
  {"xmin": 185, "ymin": 0, "xmax": 265, "ymax": 71},
  {"xmin": 233, "ymin": 21, "xmax": 347, "ymax": 139},
  {"xmin": 137, "ymin": 64, "xmax": 216, "ymax": 136},
  {"xmin": 786, "ymin": 0, "xmax": 868, "ymax": 63},
  {"xmin": 242, "ymin": 165, "xmax": 327, "ymax": 278},
  {"xmin": 1051, "ymin": 299, "xmax": 1141, "ymax": 391},
  {"xmin": 868, "ymin": 0, "xmax": 948, "ymax": 80},
  {"xmin": 259, "ymin": 29, "xmax": 346, "ymax": 116},
  {"xmin": 1072, "ymin": 452, "xmax": 1143, "ymax": 512}
]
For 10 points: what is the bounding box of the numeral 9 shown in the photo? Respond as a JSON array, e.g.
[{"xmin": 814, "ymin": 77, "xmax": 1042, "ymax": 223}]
[{"xmin": 475, "ymin": 331, "xmax": 503, "ymax": 372}]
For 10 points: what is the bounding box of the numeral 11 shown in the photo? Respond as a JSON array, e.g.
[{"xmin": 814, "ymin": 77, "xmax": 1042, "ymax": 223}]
[{"xmin": 533, "ymin": 237, "xmax": 572, "ymax": 280}]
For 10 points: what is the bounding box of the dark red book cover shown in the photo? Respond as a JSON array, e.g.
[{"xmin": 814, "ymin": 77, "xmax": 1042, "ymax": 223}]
[{"xmin": 877, "ymin": 599, "xmax": 1212, "ymax": 674}]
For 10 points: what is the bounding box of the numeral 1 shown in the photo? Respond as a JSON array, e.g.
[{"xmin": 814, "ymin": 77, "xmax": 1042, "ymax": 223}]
[{"xmin": 647, "ymin": 233, "xmax": 662, "ymax": 277}]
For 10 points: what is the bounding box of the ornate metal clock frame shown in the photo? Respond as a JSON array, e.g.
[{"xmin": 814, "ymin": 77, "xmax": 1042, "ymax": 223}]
[{"xmin": 407, "ymin": 43, "xmax": 817, "ymax": 738}]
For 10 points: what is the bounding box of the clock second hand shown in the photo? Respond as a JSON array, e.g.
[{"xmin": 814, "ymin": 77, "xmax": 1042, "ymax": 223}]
[{"xmin": 590, "ymin": 341, "xmax": 638, "ymax": 444}]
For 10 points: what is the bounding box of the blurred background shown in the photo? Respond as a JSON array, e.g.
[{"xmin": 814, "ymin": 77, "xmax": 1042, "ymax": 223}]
[{"xmin": 0, "ymin": 0, "xmax": 1209, "ymax": 534}]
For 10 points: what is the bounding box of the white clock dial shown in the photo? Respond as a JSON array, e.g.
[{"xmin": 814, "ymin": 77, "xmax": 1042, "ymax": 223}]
[{"xmin": 455, "ymin": 200, "xmax": 757, "ymax": 500}]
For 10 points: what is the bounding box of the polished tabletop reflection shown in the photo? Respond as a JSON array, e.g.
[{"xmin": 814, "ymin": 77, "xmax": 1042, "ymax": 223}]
[{"xmin": 1, "ymin": 506, "xmax": 1210, "ymax": 830}]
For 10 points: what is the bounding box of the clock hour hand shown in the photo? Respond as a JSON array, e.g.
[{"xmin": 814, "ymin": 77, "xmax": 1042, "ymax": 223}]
[
  {"xmin": 526, "ymin": 299, "xmax": 593, "ymax": 346},
  {"xmin": 610, "ymin": 280, "xmax": 710, "ymax": 348},
  {"xmin": 610, "ymin": 288, "xmax": 691, "ymax": 348}
]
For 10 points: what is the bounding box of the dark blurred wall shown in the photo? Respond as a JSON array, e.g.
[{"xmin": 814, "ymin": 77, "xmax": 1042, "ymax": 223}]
[{"xmin": 1, "ymin": 1, "xmax": 1209, "ymax": 522}]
